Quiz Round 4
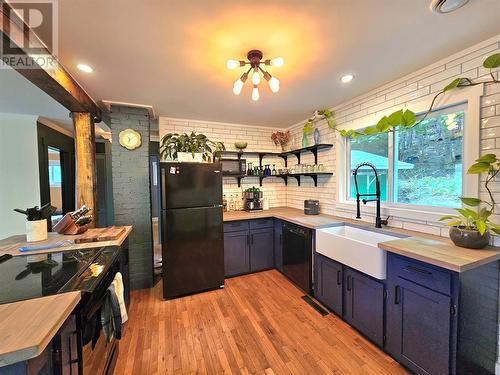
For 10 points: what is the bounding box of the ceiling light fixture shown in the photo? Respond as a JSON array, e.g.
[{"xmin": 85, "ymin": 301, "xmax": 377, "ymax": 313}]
[
  {"xmin": 430, "ymin": 0, "xmax": 469, "ymax": 13},
  {"xmin": 227, "ymin": 50, "xmax": 283, "ymax": 100},
  {"xmin": 77, "ymin": 63, "xmax": 93, "ymax": 73},
  {"xmin": 341, "ymin": 74, "xmax": 354, "ymax": 83}
]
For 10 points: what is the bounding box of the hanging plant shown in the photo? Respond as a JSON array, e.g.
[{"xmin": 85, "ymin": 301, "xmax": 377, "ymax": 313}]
[
  {"xmin": 338, "ymin": 53, "xmax": 500, "ymax": 139},
  {"xmin": 302, "ymin": 109, "xmax": 336, "ymax": 135}
]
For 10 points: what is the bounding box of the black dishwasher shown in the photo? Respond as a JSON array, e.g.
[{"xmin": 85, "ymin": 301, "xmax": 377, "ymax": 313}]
[{"xmin": 282, "ymin": 222, "xmax": 312, "ymax": 293}]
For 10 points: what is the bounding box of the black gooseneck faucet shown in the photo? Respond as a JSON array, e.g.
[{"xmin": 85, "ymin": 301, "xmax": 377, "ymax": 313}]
[{"xmin": 352, "ymin": 162, "xmax": 388, "ymax": 229}]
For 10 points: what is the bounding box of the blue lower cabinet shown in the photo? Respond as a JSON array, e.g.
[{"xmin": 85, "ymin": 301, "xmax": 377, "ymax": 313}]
[
  {"xmin": 274, "ymin": 220, "xmax": 283, "ymax": 272},
  {"xmin": 386, "ymin": 277, "xmax": 451, "ymax": 375},
  {"xmin": 344, "ymin": 267, "xmax": 385, "ymax": 347},
  {"xmin": 314, "ymin": 254, "xmax": 343, "ymax": 316},
  {"xmin": 250, "ymin": 227, "xmax": 274, "ymax": 272},
  {"xmin": 224, "ymin": 230, "xmax": 250, "ymax": 277}
]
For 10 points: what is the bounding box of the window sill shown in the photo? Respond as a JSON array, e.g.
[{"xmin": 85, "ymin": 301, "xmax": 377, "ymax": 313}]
[{"xmin": 336, "ymin": 201, "xmax": 455, "ymax": 224}]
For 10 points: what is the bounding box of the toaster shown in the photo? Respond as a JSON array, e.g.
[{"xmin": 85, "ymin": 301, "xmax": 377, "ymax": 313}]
[{"xmin": 304, "ymin": 200, "xmax": 320, "ymax": 215}]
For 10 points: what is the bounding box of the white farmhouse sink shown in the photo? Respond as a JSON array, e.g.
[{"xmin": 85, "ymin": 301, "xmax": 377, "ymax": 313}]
[{"xmin": 316, "ymin": 226, "xmax": 400, "ymax": 279}]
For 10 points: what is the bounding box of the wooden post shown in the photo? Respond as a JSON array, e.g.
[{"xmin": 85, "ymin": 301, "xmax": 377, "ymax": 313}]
[{"xmin": 72, "ymin": 112, "xmax": 97, "ymax": 227}]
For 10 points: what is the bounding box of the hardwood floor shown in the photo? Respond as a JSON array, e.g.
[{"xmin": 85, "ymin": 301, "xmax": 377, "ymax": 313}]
[{"xmin": 114, "ymin": 270, "xmax": 408, "ymax": 375}]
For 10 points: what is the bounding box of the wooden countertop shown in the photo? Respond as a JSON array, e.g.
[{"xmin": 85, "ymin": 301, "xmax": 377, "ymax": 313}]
[
  {"xmin": 0, "ymin": 292, "xmax": 81, "ymax": 367},
  {"xmin": 224, "ymin": 207, "xmax": 500, "ymax": 272},
  {"xmin": 378, "ymin": 237, "xmax": 500, "ymax": 272},
  {"xmin": 224, "ymin": 207, "xmax": 344, "ymax": 229},
  {"xmin": 0, "ymin": 225, "xmax": 132, "ymax": 257}
]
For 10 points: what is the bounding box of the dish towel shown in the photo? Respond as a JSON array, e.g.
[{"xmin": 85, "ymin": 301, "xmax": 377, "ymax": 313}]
[
  {"xmin": 112, "ymin": 272, "xmax": 128, "ymax": 323},
  {"xmin": 101, "ymin": 283, "xmax": 122, "ymax": 342}
]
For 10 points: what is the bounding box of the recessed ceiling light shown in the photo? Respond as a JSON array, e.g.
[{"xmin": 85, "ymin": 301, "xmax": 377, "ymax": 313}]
[
  {"xmin": 430, "ymin": 0, "xmax": 469, "ymax": 13},
  {"xmin": 77, "ymin": 63, "xmax": 93, "ymax": 73},
  {"xmin": 341, "ymin": 74, "xmax": 354, "ymax": 83}
]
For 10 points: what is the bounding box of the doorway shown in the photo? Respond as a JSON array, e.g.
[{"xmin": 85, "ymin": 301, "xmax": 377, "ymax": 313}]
[{"xmin": 37, "ymin": 123, "xmax": 75, "ymax": 229}]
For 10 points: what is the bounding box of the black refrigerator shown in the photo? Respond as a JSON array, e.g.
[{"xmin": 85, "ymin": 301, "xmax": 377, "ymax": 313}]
[{"xmin": 160, "ymin": 162, "xmax": 224, "ymax": 299}]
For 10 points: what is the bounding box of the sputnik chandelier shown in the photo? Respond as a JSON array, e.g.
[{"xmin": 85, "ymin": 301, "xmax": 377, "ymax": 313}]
[{"xmin": 226, "ymin": 50, "xmax": 283, "ymax": 101}]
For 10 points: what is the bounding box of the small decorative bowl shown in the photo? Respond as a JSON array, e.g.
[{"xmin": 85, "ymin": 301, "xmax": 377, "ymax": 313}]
[{"xmin": 234, "ymin": 142, "xmax": 248, "ymax": 151}]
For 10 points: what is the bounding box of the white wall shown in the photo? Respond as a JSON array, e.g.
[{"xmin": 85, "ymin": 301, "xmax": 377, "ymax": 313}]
[{"xmin": 0, "ymin": 113, "xmax": 40, "ymax": 239}]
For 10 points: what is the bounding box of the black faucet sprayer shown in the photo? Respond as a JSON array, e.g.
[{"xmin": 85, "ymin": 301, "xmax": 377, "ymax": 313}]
[{"xmin": 352, "ymin": 162, "xmax": 388, "ymax": 229}]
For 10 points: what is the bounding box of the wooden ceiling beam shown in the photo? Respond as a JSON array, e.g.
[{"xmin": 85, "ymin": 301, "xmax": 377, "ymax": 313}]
[{"xmin": 0, "ymin": 1, "xmax": 102, "ymax": 121}]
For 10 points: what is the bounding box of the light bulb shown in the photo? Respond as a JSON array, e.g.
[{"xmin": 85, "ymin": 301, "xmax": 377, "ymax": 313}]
[
  {"xmin": 270, "ymin": 57, "xmax": 284, "ymax": 67},
  {"xmin": 251, "ymin": 69, "xmax": 260, "ymax": 85},
  {"xmin": 341, "ymin": 74, "xmax": 354, "ymax": 83},
  {"xmin": 252, "ymin": 86, "xmax": 260, "ymax": 101},
  {"xmin": 233, "ymin": 79, "xmax": 244, "ymax": 95},
  {"xmin": 268, "ymin": 77, "xmax": 280, "ymax": 93},
  {"xmin": 226, "ymin": 59, "xmax": 239, "ymax": 70}
]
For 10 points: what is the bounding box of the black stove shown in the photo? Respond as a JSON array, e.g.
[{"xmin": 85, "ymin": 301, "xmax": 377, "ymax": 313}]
[{"xmin": 0, "ymin": 246, "xmax": 120, "ymax": 305}]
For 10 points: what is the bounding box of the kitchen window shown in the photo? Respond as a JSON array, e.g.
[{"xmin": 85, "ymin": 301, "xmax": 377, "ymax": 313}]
[{"xmin": 346, "ymin": 103, "xmax": 466, "ymax": 210}]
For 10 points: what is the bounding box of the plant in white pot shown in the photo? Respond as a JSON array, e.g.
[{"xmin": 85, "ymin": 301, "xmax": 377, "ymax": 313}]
[
  {"xmin": 439, "ymin": 154, "xmax": 500, "ymax": 249},
  {"xmin": 160, "ymin": 132, "xmax": 225, "ymax": 162}
]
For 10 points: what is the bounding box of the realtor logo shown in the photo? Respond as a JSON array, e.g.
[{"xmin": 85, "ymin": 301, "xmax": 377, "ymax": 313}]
[{"xmin": 0, "ymin": 0, "xmax": 58, "ymax": 69}]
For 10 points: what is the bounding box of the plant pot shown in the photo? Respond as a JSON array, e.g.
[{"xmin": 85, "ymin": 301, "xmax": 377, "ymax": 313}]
[
  {"xmin": 449, "ymin": 227, "xmax": 490, "ymax": 249},
  {"xmin": 26, "ymin": 219, "xmax": 48, "ymax": 242},
  {"xmin": 177, "ymin": 152, "xmax": 203, "ymax": 163}
]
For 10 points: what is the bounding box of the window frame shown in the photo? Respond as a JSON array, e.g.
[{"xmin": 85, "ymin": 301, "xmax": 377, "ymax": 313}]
[{"xmin": 336, "ymin": 84, "xmax": 483, "ymax": 223}]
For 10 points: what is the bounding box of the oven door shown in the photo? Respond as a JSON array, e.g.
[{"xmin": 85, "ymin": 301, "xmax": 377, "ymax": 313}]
[
  {"xmin": 82, "ymin": 314, "xmax": 117, "ymax": 375},
  {"xmin": 79, "ymin": 261, "xmax": 120, "ymax": 375}
]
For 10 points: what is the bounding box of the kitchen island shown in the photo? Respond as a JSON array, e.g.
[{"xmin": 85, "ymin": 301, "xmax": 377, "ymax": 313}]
[{"xmin": 0, "ymin": 226, "xmax": 132, "ymax": 372}]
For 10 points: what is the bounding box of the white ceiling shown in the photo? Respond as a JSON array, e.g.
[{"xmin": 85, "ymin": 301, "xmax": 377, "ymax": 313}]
[{"xmin": 56, "ymin": 0, "xmax": 500, "ymax": 127}]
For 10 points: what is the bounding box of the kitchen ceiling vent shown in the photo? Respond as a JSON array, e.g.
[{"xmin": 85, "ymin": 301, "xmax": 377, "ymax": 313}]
[{"xmin": 431, "ymin": 0, "xmax": 469, "ymax": 13}]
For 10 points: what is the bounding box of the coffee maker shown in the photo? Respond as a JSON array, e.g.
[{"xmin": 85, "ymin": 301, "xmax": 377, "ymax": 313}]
[{"xmin": 244, "ymin": 191, "xmax": 263, "ymax": 211}]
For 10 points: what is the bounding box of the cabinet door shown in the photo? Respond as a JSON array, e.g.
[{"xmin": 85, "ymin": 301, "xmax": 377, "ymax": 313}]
[
  {"xmin": 344, "ymin": 267, "xmax": 384, "ymax": 346},
  {"xmin": 274, "ymin": 220, "xmax": 283, "ymax": 272},
  {"xmin": 386, "ymin": 277, "xmax": 451, "ymax": 375},
  {"xmin": 224, "ymin": 230, "xmax": 250, "ymax": 277},
  {"xmin": 315, "ymin": 254, "xmax": 343, "ymax": 316},
  {"xmin": 250, "ymin": 227, "xmax": 274, "ymax": 272}
]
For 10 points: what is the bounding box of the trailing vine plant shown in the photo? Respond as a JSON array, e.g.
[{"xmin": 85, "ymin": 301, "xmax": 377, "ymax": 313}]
[
  {"xmin": 303, "ymin": 109, "xmax": 336, "ymax": 135},
  {"xmin": 333, "ymin": 53, "xmax": 500, "ymax": 138}
]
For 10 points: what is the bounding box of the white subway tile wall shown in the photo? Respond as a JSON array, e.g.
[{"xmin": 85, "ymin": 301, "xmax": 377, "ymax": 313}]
[
  {"xmin": 285, "ymin": 36, "xmax": 500, "ymax": 238},
  {"xmin": 158, "ymin": 118, "xmax": 287, "ymax": 208}
]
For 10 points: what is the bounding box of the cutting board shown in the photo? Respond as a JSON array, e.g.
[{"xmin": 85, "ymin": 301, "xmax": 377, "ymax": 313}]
[{"xmin": 74, "ymin": 226, "xmax": 127, "ymax": 244}]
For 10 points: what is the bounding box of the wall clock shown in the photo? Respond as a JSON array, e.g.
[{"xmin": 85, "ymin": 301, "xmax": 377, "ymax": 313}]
[{"xmin": 119, "ymin": 129, "xmax": 142, "ymax": 150}]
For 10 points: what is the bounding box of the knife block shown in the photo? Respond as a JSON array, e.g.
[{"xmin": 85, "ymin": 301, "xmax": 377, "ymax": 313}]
[{"xmin": 53, "ymin": 213, "xmax": 88, "ymax": 235}]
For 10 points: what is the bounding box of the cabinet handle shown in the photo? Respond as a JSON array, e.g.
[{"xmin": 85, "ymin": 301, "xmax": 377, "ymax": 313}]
[
  {"xmin": 251, "ymin": 234, "xmax": 254, "ymax": 245},
  {"xmin": 403, "ymin": 265, "xmax": 432, "ymax": 276},
  {"xmin": 336, "ymin": 270, "xmax": 341, "ymax": 285},
  {"xmin": 279, "ymin": 234, "xmax": 282, "ymax": 245},
  {"xmin": 247, "ymin": 234, "xmax": 250, "ymax": 246},
  {"xmin": 346, "ymin": 275, "xmax": 352, "ymax": 291},
  {"xmin": 394, "ymin": 285, "xmax": 401, "ymax": 304}
]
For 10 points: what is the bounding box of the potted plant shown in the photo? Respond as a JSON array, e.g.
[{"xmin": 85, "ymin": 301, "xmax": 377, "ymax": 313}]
[
  {"xmin": 440, "ymin": 154, "xmax": 500, "ymax": 249},
  {"xmin": 159, "ymin": 132, "xmax": 225, "ymax": 162}
]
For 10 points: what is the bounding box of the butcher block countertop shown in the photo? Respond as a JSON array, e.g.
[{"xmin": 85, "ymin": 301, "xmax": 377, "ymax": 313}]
[
  {"xmin": 223, "ymin": 207, "xmax": 343, "ymax": 229},
  {"xmin": 224, "ymin": 207, "xmax": 500, "ymax": 272},
  {"xmin": 0, "ymin": 292, "xmax": 81, "ymax": 367},
  {"xmin": 0, "ymin": 225, "xmax": 132, "ymax": 257}
]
